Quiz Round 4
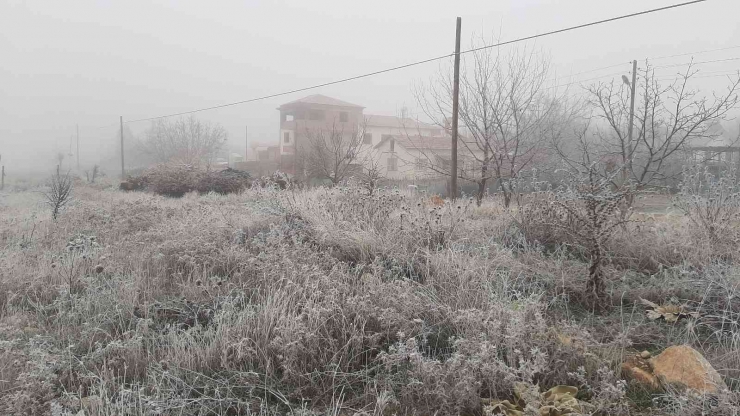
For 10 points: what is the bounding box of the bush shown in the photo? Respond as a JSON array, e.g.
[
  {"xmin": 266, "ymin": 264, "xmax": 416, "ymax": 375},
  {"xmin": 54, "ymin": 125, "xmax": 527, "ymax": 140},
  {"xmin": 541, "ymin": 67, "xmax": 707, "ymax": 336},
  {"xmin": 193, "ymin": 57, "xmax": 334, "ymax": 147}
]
[
  {"xmin": 124, "ymin": 164, "xmax": 252, "ymax": 197},
  {"xmin": 674, "ymin": 165, "xmax": 740, "ymax": 256},
  {"xmin": 195, "ymin": 168, "xmax": 253, "ymax": 195},
  {"xmin": 42, "ymin": 170, "xmax": 73, "ymax": 220}
]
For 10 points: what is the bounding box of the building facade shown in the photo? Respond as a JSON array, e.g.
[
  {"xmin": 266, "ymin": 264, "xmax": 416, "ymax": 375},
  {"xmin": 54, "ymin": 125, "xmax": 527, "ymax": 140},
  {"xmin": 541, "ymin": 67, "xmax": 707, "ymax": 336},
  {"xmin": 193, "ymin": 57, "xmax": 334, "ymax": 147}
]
[{"xmin": 276, "ymin": 94, "xmax": 451, "ymax": 178}]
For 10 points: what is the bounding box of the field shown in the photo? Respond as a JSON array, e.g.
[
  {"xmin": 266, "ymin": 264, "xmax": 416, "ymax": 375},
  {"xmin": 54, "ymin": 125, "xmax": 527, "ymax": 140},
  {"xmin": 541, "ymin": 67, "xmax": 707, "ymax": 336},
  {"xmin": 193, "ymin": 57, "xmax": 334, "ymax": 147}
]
[{"xmin": 0, "ymin": 178, "xmax": 739, "ymax": 415}]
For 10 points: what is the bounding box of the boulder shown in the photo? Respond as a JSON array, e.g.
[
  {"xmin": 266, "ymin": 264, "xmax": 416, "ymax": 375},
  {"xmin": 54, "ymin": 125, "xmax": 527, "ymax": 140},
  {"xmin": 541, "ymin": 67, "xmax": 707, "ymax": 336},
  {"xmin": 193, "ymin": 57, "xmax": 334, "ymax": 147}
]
[
  {"xmin": 621, "ymin": 354, "xmax": 660, "ymax": 390},
  {"xmin": 650, "ymin": 345, "xmax": 726, "ymax": 393}
]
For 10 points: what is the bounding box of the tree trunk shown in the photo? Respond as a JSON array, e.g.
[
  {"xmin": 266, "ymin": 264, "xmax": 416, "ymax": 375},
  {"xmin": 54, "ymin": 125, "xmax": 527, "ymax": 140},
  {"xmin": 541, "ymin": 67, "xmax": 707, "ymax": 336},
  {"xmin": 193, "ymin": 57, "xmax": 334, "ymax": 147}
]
[
  {"xmin": 586, "ymin": 245, "xmax": 606, "ymax": 310},
  {"xmin": 475, "ymin": 178, "xmax": 487, "ymax": 206},
  {"xmin": 500, "ymin": 181, "xmax": 512, "ymax": 208}
]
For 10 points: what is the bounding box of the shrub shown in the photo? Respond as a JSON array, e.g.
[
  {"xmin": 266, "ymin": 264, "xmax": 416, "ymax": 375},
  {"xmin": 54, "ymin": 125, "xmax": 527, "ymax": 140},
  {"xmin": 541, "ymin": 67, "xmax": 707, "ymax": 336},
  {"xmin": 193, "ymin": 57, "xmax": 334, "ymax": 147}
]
[
  {"xmin": 195, "ymin": 168, "xmax": 252, "ymax": 195},
  {"xmin": 42, "ymin": 170, "xmax": 73, "ymax": 220},
  {"xmin": 674, "ymin": 164, "xmax": 740, "ymax": 255},
  {"xmin": 126, "ymin": 164, "xmax": 252, "ymax": 197},
  {"xmin": 515, "ymin": 166, "xmax": 631, "ymax": 306}
]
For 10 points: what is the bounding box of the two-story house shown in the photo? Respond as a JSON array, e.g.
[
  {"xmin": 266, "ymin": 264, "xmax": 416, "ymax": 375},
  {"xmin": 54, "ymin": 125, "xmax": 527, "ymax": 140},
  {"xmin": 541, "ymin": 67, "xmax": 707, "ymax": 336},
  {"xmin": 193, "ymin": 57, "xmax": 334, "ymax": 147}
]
[
  {"xmin": 276, "ymin": 94, "xmax": 451, "ymax": 178},
  {"xmin": 277, "ymin": 94, "xmax": 365, "ymax": 175}
]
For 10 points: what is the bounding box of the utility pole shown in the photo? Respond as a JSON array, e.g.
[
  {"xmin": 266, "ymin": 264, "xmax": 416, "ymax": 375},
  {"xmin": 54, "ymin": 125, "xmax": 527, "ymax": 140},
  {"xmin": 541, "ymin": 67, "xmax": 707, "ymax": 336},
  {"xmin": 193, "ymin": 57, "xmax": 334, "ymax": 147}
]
[
  {"xmin": 120, "ymin": 116, "xmax": 125, "ymax": 179},
  {"xmin": 76, "ymin": 124, "xmax": 80, "ymax": 170},
  {"xmin": 626, "ymin": 60, "xmax": 637, "ymax": 181},
  {"xmin": 450, "ymin": 17, "xmax": 462, "ymax": 200}
]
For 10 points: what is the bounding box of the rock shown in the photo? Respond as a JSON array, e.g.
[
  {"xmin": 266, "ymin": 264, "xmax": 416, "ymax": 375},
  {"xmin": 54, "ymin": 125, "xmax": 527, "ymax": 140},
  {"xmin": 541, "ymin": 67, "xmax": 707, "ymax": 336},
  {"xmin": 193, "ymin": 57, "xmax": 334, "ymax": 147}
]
[
  {"xmin": 94, "ymin": 264, "xmax": 104, "ymax": 274},
  {"xmin": 650, "ymin": 345, "xmax": 726, "ymax": 393},
  {"xmin": 119, "ymin": 181, "xmax": 135, "ymax": 191},
  {"xmin": 621, "ymin": 354, "xmax": 660, "ymax": 390},
  {"xmin": 640, "ymin": 350, "xmax": 651, "ymax": 359}
]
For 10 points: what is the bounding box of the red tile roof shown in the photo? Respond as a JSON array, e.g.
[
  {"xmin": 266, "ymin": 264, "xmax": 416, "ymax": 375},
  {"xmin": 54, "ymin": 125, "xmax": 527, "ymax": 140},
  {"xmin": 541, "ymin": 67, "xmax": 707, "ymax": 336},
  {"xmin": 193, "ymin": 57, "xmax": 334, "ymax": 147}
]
[
  {"xmin": 278, "ymin": 94, "xmax": 363, "ymax": 109},
  {"xmin": 364, "ymin": 114, "xmax": 439, "ymax": 130}
]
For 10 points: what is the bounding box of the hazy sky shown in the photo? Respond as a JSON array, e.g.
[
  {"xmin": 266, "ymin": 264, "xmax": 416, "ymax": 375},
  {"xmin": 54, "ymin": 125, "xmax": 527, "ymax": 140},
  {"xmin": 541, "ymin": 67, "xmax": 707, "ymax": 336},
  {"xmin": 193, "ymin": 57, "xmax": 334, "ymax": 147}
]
[{"xmin": 1, "ymin": 0, "xmax": 739, "ymax": 173}]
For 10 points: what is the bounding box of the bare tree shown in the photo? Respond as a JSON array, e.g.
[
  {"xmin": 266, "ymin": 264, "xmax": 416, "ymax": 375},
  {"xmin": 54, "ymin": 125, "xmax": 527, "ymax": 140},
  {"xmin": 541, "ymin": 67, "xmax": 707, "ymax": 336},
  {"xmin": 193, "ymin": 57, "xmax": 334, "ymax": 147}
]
[
  {"xmin": 304, "ymin": 121, "xmax": 366, "ymax": 185},
  {"xmin": 142, "ymin": 116, "xmax": 228, "ymax": 168},
  {"xmin": 416, "ymin": 43, "xmax": 574, "ymax": 206},
  {"xmin": 42, "ymin": 170, "xmax": 73, "ymax": 220},
  {"xmin": 558, "ymin": 62, "xmax": 739, "ymax": 208}
]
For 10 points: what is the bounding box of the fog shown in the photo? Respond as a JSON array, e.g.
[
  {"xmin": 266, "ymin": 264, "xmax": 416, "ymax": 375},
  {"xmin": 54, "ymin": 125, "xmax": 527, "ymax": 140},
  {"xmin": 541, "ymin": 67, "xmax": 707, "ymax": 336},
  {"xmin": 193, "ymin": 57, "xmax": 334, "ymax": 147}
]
[{"xmin": 1, "ymin": 0, "xmax": 739, "ymax": 175}]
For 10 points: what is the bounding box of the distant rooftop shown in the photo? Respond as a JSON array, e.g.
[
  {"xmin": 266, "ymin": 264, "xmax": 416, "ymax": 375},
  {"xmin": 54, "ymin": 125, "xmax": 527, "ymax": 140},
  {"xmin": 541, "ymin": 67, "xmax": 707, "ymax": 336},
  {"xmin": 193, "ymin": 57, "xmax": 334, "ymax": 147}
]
[
  {"xmin": 374, "ymin": 134, "xmax": 462, "ymax": 151},
  {"xmin": 688, "ymin": 121, "xmax": 739, "ymax": 148},
  {"xmin": 365, "ymin": 114, "xmax": 438, "ymax": 130},
  {"xmin": 278, "ymin": 94, "xmax": 364, "ymax": 110}
]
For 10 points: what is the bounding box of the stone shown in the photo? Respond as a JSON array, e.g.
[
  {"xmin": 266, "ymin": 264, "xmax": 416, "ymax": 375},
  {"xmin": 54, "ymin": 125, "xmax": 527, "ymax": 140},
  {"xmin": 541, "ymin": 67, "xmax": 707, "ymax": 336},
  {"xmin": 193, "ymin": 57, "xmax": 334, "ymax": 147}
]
[
  {"xmin": 621, "ymin": 354, "xmax": 660, "ymax": 390},
  {"xmin": 650, "ymin": 345, "xmax": 726, "ymax": 393},
  {"xmin": 640, "ymin": 350, "xmax": 651, "ymax": 359}
]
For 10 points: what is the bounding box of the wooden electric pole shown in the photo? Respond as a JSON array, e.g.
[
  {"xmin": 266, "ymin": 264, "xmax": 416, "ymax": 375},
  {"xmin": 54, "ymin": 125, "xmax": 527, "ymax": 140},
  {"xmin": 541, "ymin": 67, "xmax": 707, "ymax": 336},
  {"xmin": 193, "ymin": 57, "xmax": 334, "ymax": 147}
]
[
  {"xmin": 627, "ymin": 60, "xmax": 637, "ymax": 180},
  {"xmin": 76, "ymin": 124, "xmax": 80, "ymax": 170},
  {"xmin": 120, "ymin": 116, "xmax": 125, "ymax": 179},
  {"xmin": 450, "ymin": 17, "xmax": 462, "ymax": 200}
]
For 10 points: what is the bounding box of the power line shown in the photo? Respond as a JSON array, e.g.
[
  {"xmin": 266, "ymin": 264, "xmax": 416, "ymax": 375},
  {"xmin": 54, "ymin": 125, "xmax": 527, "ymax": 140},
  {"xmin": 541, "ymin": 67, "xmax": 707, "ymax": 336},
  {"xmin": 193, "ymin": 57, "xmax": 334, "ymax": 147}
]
[
  {"xmin": 552, "ymin": 62, "xmax": 630, "ymax": 83},
  {"xmin": 547, "ymin": 66, "xmax": 739, "ymax": 91},
  {"xmin": 650, "ymin": 45, "xmax": 740, "ymax": 61},
  {"xmin": 545, "ymin": 70, "xmax": 627, "ymax": 90},
  {"xmin": 652, "ymin": 57, "xmax": 740, "ymax": 69},
  {"xmin": 655, "ymin": 71, "xmax": 740, "ymax": 81},
  {"xmin": 123, "ymin": 0, "xmax": 707, "ymax": 124},
  {"xmin": 124, "ymin": 54, "xmax": 453, "ymax": 123},
  {"xmin": 463, "ymin": 0, "xmax": 706, "ymax": 56},
  {"xmin": 653, "ymin": 68, "xmax": 740, "ymax": 75}
]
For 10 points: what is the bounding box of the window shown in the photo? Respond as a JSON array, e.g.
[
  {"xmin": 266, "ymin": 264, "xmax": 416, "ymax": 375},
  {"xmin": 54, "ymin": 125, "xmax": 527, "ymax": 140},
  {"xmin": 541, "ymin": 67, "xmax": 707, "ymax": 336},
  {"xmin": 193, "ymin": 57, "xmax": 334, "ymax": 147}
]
[
  {"xmin": 309, "ymin": 110, "xmax": 324, "ymax": 120},
  {"xmin": 285, "ymin": 114, "xmax": 294, "ymax": 121},
  {"xmin": 363, "ymin": 133, "xmax": 372, "ymax": 145},
  {"xmin": 388, "ymin": 157, "xmax": 398, "ymax": 171},
  {"xmin": 283, "ymin": 132, "xmax": 290, "ymax": 144},
  {"xmin": 339, "ymin": 112, "xmax": 348, "ymax": 122},
  {"xmin": 390, "ymin": 140, "xmax": 395, "ymax": 152}
]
